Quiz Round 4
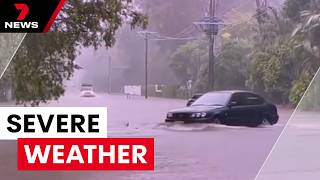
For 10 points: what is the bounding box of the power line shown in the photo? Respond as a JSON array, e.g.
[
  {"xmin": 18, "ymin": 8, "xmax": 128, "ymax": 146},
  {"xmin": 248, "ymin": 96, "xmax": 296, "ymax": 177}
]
[
  {"xmin": 169, "ymin": 24, "xmax": 196, "ymax": 38},
  {"xmin": 138, "ymin": 7, "xmax": 276, "ymax": 42},
  {"xmin": 220, "ymin": 2, "xmax": 286, "ymax": 33}
]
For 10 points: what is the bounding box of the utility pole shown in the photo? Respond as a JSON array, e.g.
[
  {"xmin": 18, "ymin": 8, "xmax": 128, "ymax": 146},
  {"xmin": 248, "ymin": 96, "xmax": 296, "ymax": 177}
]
[
  {"xmin": 208, "ymin": 0, "xmax": 216, "ymax": 91},
  {"xmin": 138, "ymin": 31, "xmax": 158, "ymax": 99},
  {"xmin": 144, "ymin": 32, "xmax": 149, "ymax": 99},
  {"xmin": 107, "ymin": 56, "xmax": 111, "ymax": 94},
  {"xmin": 194, "ymin": 0, "xmax": 221, "ymax": 92}
]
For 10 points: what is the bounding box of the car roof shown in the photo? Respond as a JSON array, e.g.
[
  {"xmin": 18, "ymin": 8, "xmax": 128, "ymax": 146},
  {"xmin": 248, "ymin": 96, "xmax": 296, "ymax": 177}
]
[{"xmin": 207, "ymin": 90, "xmax": 257, "ymax": 95}]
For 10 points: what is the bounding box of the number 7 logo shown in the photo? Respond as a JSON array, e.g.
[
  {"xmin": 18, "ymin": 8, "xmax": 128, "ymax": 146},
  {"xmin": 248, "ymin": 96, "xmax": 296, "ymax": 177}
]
[{"xmin": 14, "ymin": 3, "xmax": 29, "ymax": 21}]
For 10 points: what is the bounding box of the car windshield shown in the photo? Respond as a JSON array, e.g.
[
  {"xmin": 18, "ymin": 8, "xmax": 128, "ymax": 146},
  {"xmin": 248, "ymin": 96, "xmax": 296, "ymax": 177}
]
[
  {"xmin": 191, "ymin": 92, "xmax": 231, "ymax": 106},
  {"xmin": 81, "ymin": 86, "xmax": 93, "ymax": 91}
]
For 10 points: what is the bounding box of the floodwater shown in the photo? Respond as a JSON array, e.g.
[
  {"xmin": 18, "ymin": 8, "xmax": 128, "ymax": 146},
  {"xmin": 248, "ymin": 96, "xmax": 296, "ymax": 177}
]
[{"xmin": 0, "ymin": 93, "xmax": 292, "ymax": 180}]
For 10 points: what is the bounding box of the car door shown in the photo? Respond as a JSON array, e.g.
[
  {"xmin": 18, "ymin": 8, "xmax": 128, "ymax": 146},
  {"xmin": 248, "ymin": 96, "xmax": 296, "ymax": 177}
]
[
  {"xmin": 226, "ymin": 93, "xmax": 262, "ymax": 126},
  {"xmin": 243, "ymin": 93, "xmax": 266, "ymax": 123},
  {"xmin": 225, "ymin": 93, "xmax": 248, "ymax": 125}
]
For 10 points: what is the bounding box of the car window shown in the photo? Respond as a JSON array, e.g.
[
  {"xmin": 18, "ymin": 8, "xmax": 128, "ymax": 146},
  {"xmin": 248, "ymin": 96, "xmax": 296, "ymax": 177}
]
[
  {"xmin": 229, "ymin": 93, "xmax": 245, "ymax": 106},
  {"xmin": 244, "ymin": 93, "xmax": 264, "ymax": 105},
  {"xmin": 230, "ymin": 93, "xmax": 264, "ymax": 106},
  {"xmin": 192, "ymin": 92, "xmax": 231, "ymax": 106}
]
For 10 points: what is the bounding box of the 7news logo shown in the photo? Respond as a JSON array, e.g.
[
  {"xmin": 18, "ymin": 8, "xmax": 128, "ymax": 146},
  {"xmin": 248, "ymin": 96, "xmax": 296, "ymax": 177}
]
[
  {"xmin": 0, "ymin": 0, "xmax": 64, "ymax": 32},
  {"xmin": 15, "ymin": 4, "xmax": 29, "ymax": 20},
  {"xmin": 4, "ymin": 3, "xmax": 38, "ymax": 29}
]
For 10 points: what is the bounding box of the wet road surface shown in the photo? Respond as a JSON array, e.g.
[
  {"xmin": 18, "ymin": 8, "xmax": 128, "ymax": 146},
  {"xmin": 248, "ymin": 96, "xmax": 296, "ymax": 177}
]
[{"xmin": 0, "ymin": 93, "xmax": 293, "ymax": 180}]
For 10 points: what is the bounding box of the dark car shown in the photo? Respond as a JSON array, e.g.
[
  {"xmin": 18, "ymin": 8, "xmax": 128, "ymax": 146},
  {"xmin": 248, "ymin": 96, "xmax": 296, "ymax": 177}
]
[
  {"xmin": 165, "ymin": 91, "xmax": 279, "ymax": 127},
  {"xmin": 186, "ymin": 94, "xmax": 203, "ymax": 106}
]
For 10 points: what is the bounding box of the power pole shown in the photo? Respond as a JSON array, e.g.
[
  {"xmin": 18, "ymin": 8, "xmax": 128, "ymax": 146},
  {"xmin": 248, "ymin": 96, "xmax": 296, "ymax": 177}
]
[
  {"xmin": 107, "ymin": 56, "xmax": 111, "ymax": 94},
  {"xmin": 194, "ymin": 0, "xmax": 221, "ymax": 92},
  {"xmin": 208, "ymin": 0, "xmax": 216, "ymax": 91},
  {"xmin": 144, "ymin": 32, "xmax": 149, "ymax": 99},
  {"xmin": 138, "ymin": 31, "xmax": 158, "ymax": 99}
]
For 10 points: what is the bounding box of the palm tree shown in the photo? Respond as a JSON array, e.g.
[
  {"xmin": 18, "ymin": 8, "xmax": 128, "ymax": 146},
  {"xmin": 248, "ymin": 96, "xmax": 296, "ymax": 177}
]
[{"xmin": 293, "ymin": 0, "xmax": 320, "ymax": 47}]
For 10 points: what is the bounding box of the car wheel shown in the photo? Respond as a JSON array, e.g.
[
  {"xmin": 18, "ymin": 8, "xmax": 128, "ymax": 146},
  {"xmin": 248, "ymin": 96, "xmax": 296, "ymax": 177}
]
[{"xmin": 262, "ymin": 117, "xmax": 271, "ymax": 126}]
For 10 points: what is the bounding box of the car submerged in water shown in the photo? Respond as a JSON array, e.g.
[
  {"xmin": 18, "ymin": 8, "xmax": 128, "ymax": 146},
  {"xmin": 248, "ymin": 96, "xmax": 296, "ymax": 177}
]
[{"xmin": 166, "ymin": 91, "xmax": 278, "ymax": 127}]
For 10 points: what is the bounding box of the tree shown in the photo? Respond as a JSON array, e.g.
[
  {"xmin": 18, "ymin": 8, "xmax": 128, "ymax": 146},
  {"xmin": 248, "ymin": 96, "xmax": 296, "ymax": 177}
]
[
  {"xmin": 3, "ymin": 0, "xmax": 147, "ymax": 106},
  {"xmin": 247, "ymin": 0, "xmax": 320, "ymax": 105},
  {"xmin": 170, "ymin": 37, "xmax": 252, "ymax": 93},
  {"xmin": 170, "ymin": 39, "xmax": 207, "ymax": 87},
  {"xmin": 214, "ymin": 39, "xmax": 252, "ymax": 90},
  {"xmin": 292, "ymin": 0, "xmax": 320, "ymax": 48},
  {"xmin": 288, "ymin": 0, "xmax": 320, "ymax": 107},
  {"xmin": 283, "ymin": 0, "xmax": 312, "ymax": 22},
  {"xmin": 248, "ymin": 38, "xmax": 300, "ymax": 104},
  {"xmin": 299, "ymin": 75, "xmax": 320, "ymax": 110}
]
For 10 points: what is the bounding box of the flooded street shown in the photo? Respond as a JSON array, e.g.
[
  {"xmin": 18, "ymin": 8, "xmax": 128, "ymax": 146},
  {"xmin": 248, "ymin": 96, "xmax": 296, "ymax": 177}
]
[
  {"xmin": 0, "ymin": 92, "xmax": 289, "ymax": 180},
  {"xmin": 0, "ymin": 93, "xmax": 292, "ymax": 180}
]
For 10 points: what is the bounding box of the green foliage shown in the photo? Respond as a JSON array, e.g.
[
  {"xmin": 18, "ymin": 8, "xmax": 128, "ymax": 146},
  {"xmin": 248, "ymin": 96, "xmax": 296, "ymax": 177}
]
[
  {"xmin": 299, "ymin": 76, "xmax": 320, "ymax": 110},
  {"xmin": 170, "ymin": 39, "xmax": 207, "ymax": 87},
  {"xmin": 248, "ymin": 38, "xmax": 297, "ymax": 104},
  {"xmin": 214, "ymin": 39, "xmax": 252, "ymax": 90},
  {"xmin": 283, "ymin": 0, "xmax": 311, "ymax": 21},
  {"xmin": 249, "ymin": 1, "xmax": 320, "ymax": 105},
  {"xmin": 289, "ymin": 79, "xmax": 308, "ymax": 107},
  {"xmin": 293, "ymin": 1, "xmax": 320, "ymax": 47},
  {"xmin": 169, "ymin": 0, "xmax": 320, "ymax": 107},
  {"xmin": 5, "ymin": 0, "xmax": 147, "ymax": 106},
  {"xmin": 170, "ymin": 37, "xmax": 252, "ymax": 93}
]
